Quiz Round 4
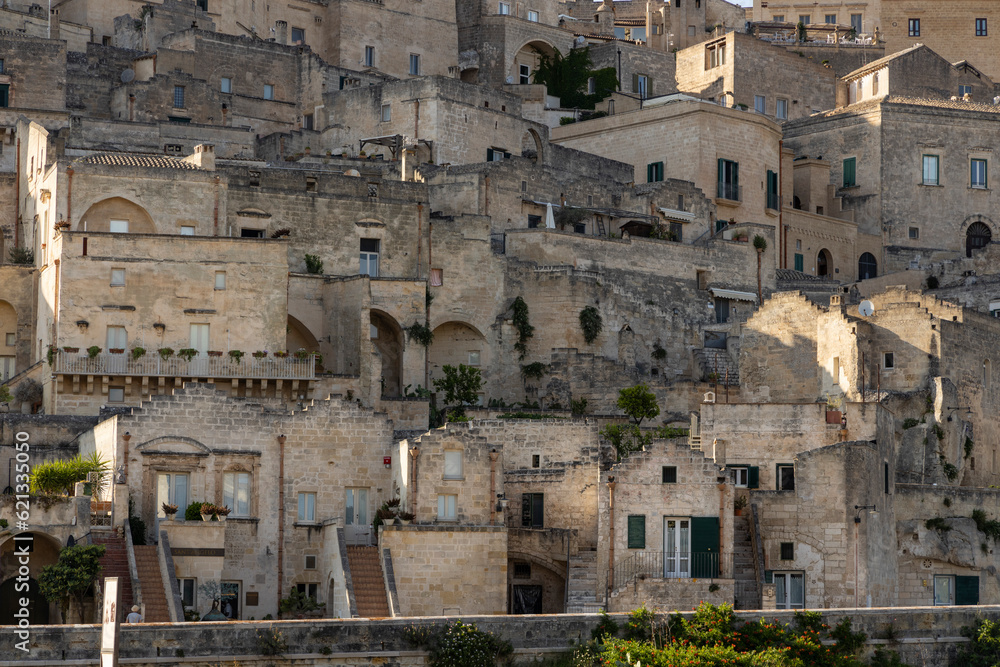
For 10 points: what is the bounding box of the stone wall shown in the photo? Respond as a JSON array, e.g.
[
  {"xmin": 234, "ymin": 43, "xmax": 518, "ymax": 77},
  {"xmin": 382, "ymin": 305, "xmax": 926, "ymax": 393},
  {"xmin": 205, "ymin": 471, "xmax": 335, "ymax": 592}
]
[
  {"xmin": 0, "ymin": 35, "xmax": 67, "ymax": 113},
  {"xmin": 608, "ymin": 577, "xmax": 735, "ymax": 612}
]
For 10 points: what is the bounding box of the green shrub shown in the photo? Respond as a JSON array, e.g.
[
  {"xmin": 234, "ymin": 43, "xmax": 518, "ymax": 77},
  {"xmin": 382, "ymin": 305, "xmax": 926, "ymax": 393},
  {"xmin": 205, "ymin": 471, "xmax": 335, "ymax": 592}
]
[
  {"xmin": 592, "ymin": 609, "xmax": 620, "ymax": 642},
  {"xmin": 29, "ymin": 453, "xmax": 110, "ymax": 496},
  {"xmin": 651, "ymin": 343, "xmax": 667, "ymax": 361},
  {"xmin": 925, "ymin": 517, "xmax": 951, "ymax": 532},
  {"xmin": 521, "ymin": 362, "xmax": 547, "ymax": 380},
  {"xmin": 8, "ymin": 247, "xmax": 34, "ymax": 265},
  {"xmin": 571, "ymin": 397, "xmax": 588, "ymax": 416},
  {"xmin": 902, "ymin": 418, "xmax": 920, "ymax": 429},
  {"xmin": 409, "ymin": 619, "xmax": 512, "ymax": 667},
  {"xmin": 510, "ymin": 296, "xmax": 534, "ymax": 359},
  {"xmin": 304, "ymin": 254, "xmax": 324, "ymax": 274},
  {"xmin": 579, "ymin": 306, "xmax": 602, "ymax": 344},
  {"xmin": 406, "ymin": 322, "xmax": 434, "ymax": 347},
  {"xmin": 185, "ymin": 501, "xmax": 205, "ymax": 521},
  {"xmin": 942, "ymin": 461, "xmax": 959, "ymax": 480}
]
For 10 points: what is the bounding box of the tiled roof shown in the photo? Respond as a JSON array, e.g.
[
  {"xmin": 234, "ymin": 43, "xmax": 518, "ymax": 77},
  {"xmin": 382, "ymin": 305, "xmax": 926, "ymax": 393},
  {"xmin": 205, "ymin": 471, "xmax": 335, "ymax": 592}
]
[
  {"xmin": 76, "ymin": 153, "xmax": 201, "ymax": 170},
  {"xmin": 777, "ymin": 268, "xmax": 825, "ymax": 281},
  {"xmin": 886, "ymin": 96, "xmax": 1000, "ymax": 113}
]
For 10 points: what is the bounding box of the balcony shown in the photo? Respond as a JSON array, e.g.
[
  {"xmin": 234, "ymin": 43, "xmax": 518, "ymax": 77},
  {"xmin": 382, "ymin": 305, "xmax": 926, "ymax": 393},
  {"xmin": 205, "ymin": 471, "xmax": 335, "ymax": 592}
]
[
  {"xmin": 613, "ymin": 550, "xmax": 732, "ymax": 592},
  {"xmin": 54, "ymin": 353, "xmax": 315, "ymax": 380},
  {"xmin": 717, "ymin": 182, "xmax": 742, "ymax": 202}
]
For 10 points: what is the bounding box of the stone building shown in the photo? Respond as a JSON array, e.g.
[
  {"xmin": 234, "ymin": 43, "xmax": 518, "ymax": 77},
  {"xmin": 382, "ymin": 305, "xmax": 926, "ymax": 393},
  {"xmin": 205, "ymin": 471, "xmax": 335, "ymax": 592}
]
[{"xmin": 751, "ymin": 0, "xmax": 875, "ymax": 35}]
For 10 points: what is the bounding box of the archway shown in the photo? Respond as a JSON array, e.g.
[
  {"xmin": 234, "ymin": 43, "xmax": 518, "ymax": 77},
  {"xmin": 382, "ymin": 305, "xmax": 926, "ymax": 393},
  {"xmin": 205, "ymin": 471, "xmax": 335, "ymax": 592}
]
[
  {"xmin": 428, "ymin": 322, "xmax": 487, "ymax": 392},
  {"xmin": 0, "ymin": 532, "xmax": 63, "ymax": 623},
  {"xmin": 370, "ymin": 310, "xmax": 403, "ymax": 397},
  {"xmin": 510, "ymin": 40, "xmax": 556, "ymax": 86},
  {"xmin": 521, "ymin": 129, "xmax": 544, "ymax": 164},
  {"xmin": 77, "ymin": 197, "xmax": 156, "ymax": 233},
  {"xmin": 286, "ymin": 315, "xmax": 320, "ymax": 355},
  {"xmin": 817, "ymin": 248, "xmax": 832, "ymax": 276},
  {"xmin": 0, "ymin": 577, "xmax": 48, "ymax": 625},
  {"xmin": 0, "ymin": 299, "xmax": 17, "ymax": 382},
  {"xmin": 858, "ymin": 252, "xmax": 877, "ymax": 280},
  {"xmin": 967, "ymin": 222, "xmax": 992, "ymax": 257}
]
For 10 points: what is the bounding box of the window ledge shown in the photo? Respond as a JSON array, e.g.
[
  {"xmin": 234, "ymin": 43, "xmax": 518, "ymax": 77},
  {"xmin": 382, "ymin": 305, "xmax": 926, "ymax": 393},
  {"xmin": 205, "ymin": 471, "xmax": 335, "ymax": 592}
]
[
  {"xmin": 293, "ymin": 521, "xmax": 321, "ymax": 528},
  {"xmin": 443, "ymin": 476, "xmax": 465, "ymax": 481},
  {"xmin": 840, "ymin": 185, "xmax": 860, "ymax": 191},
  {"xmin": 765, "ymin": 207, "xmax": 779, "ymax": 217},
  {"xmin": 970, "ymin": 186, "xmax": 991, "ymax": 191},
  {"xmin": 715, "ymin": 197, "xmax": 741, "ymax": 206}
]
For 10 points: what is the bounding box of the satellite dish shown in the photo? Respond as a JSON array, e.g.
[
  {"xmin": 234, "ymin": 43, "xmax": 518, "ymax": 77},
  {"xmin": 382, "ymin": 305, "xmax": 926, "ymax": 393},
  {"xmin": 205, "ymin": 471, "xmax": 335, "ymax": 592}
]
[
  {"xmin": 858, "ymin": 300, "xmax": 875, "ymax": 317},
  {"xmin": 120, "ymin": 69, "xmax": 135, "ymax": 83}
]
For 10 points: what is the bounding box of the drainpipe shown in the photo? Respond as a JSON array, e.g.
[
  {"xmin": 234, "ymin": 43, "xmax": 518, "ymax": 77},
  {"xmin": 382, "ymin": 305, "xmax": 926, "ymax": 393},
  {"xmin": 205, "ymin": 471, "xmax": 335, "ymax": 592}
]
[
  {"xmin": 414, "ymin": 99, "xmax": 420, "ymax": 144},
  {"xmin": 607, "ymin": 476, "xmax": 616, "ymax": 599},
  {"xmin": 277, "ymin": 434, "xmax": 286, "ymax": 599},
  {"xmin": 489, "ymin": 449, "xmax": 498, "ymax": 525},
  {"xmin": 66, "ymin": 166, "xmax": 73, "ymax": 227},
  {"xmin": 778, "ymin": 139, "xmax": 785, "ymax": 269},
  {"xmin": 409, "ymin": 446, "xmax": 420, "ymax": 517},
  {"xmin": 484, "ymin": 176, "xmax": 490, "ymax": 217},
  {"xmin": 718, "ymin": 479, "xmax": 727, "ymax": 578},
  {"xmin": 416, "ymin": 203, "xmax": 423, "ymax": 278},
  {"xmin": 122, "ymin": 432, "xmax": 131, "ymax": 484},
  {"xmin": 14, "ymin": 136, "xmax": 19, "ymax": 247}
]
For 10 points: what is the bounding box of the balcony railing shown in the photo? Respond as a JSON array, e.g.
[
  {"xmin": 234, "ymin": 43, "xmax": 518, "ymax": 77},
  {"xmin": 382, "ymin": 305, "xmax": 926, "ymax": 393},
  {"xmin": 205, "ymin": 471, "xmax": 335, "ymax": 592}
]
[
  {"xmin": 613, "ymin": 550, "xmax": 731, "ymax": 592},
  {"xmin": 55, "ymin": 353, "xmax": 315, "ymax": 380},
  {"xmin": 717, "ymin": 182, "xmax": 742, "ymax": 202}
]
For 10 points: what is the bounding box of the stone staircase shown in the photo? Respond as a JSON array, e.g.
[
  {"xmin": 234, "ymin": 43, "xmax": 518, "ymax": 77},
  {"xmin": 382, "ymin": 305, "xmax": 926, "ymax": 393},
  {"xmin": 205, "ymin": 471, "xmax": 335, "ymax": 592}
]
[
  {"xmin": 133, "ymin": 545, "xmax": 170, "ymax": 622},
  {"xmin": 732, "ymin": 514, "xmax": 759, "ymax": 610},
  {"xmin": 346, "ymin": 546, "xmax": 390, "ymax": 618},
  {"xmin": 695, "ymin": 347, "xmax": 739, "ymax": 385},
  {"xmin": 92, "ymin": 533, "xmax": 135, "ymax": 613},
  {"xmin": 565, "ymin": 548, "xmax": 604, "ymax": 613}
]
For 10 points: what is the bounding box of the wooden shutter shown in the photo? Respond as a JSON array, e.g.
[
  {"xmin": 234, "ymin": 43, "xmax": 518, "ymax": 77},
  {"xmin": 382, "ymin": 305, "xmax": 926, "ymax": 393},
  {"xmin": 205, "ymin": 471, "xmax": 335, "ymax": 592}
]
[
  {"xmin": 956, "ymin": 575, "xmax": 980, "ymax": 605},
  {"xmin": 748, "ymin": 466, "xmax": 760, "ymax": 489},
  {"xmin": 487, "ymin": 148, "xmax": 495, "ymax": 162},
  {"xmin": 632, "ymin": 73, "xmax": 639, "ymax": 93},
  {"xmin": 717, "ymin": 158, "xmax": 724, "ymax": 198},
  {"xmin": 531, "ymin": 493, "xmax": 544, "ymax": 528},
  {"xmin": 647, "ymin": 163, "xmax": 655, "ymax": 183},
  {"xmin": 691, "ymin": 516, "xmax": 720, "ymax": 577},
  {"xmin": 627, "ymin": 515, "xmax": 646, "ymax": 549}
]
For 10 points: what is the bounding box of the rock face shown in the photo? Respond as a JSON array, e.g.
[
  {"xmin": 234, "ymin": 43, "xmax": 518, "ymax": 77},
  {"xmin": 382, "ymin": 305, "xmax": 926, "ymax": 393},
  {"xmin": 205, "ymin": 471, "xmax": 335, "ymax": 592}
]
[{"xmin": 898, "ymin": 517, "xmax": 997, "ymax": 571}]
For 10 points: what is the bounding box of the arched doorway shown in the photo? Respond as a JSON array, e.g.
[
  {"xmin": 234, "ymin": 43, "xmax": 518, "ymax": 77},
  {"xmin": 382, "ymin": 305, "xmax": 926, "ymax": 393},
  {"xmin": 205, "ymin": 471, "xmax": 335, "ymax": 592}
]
[
  {"xmin": 0, "ymin": 532, "xmax": 63, "ymax": 624},
  {"xmin": 858, "ymin": 252, "xmax": 878, "ymax": 280},
  {"xmin": 370, "ymin": 310, "xmax": 403, "ymax": 397},
  {"xmin": 967, "ymin": 222, "xmax": 992, "ymax": 257},
  {"xmin": 817, "ymin": 249, "xmax": 832, "ymax": 276},
  {"xmin": 0, "ymin": 299, "xmax": 17, "ymax": 382},
  {"xmin": 0, "ymin": 577, "xmax": 48, "ymax": 625},
  {"xmin": 286, "ymin": 315, "xmax": 320, "ymax": 358}
]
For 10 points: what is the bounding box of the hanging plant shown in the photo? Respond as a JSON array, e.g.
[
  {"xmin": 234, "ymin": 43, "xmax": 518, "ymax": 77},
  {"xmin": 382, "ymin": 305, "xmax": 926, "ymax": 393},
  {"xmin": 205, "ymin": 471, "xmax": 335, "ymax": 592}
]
[
  {"xmin": 406, "ymin": 322, "xmax": 434, "ymax": 347},
  {"xmin": 510, "ymin": 296, "xmax": 534, "ymax": 360},
  {"xmin": 131, "ymin": 347, "xmax": 146, "ymax": 360},
  {"xmin": 47, "ymin": 345, "xmax": 58, "ymax": 366},
  {"xmin": 521, "ymin": 362, "xmax": 547, "ymax": 380},
  {"xmin": 87, "ymin": 346, "xmax": 102, "ymax": 359},
  {"xmin": 579, "ymin": 306, "xmax": 602, "ymax": 344},
  {"xmin": 228, "ymin": 350, "xmax": 245, "ymax": 363},
  {"xmin": 158, "ymin": 347, "xmax": 174, "ymax": 360}
]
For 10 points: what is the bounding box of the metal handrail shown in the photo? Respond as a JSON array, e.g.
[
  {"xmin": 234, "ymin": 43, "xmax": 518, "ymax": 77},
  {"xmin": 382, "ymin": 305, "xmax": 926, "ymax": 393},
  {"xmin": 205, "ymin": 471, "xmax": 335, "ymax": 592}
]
[
  {"xmin": 612, "ymin": 550, "xmax": 730, "ymax": 593},
  {"xmin": 54, "ymin": 353, "xmax": 315, "ymax": 380}
]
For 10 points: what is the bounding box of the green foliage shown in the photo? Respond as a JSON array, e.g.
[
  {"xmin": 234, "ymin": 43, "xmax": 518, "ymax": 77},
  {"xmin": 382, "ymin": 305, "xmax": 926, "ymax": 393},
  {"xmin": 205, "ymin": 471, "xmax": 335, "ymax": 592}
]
[
  {"xmin": 869, "ymin": 648, "xmax": 911, "ymax": 667},
  {"xmin": 943, "ymin": 497, "xmax": 952, "ymax": 507},
  {"xmin": 624, "ymin": 604, "xmax": 656, "ymax": 641},
  {"xmin": 753, "ymin": 234, "xmax": 768, "ymax": 251},
  {"xmin": 421, "ymin": 619, "xmax": 513, "ymax": 667},
  {"xmin": 304, "ymin": 254, "xmax": 324, "ymax": 274},
  {"xmin": 158, "ymin": 347, "xmax": 174, "ymax": 360},
  {"xmin": 617, "ymin": 383, "xmax": 660, "ymax": 426},
  {"xmin": 571, "ymin": 397, "xmax": 588, "ymax": 416},
  {"xmin": 8, "ymin": 246, "xmax": 34, "ymax": 265},
  {"xmin": 279, "ymin": 586, "xmax": 326, "ymax": 616},
  {"xmin": 521, "ymin": 362, "xmax": 547, "ymax": 380},
  {"xmin": 591, "ymin": 610, "xmax": 620, "ymax": 642},
  {"xmin": 403, "ymin": 384, "xmax": 432, "ymax": 398},
  {"xmin": 185, "ymin": 501, "xmax": 206, "ymax": 521},
  {"xmin": 228, "ymin": 349, "xmax": 244, "ymax": 362},
  {"xmin": 129, "ymin": 514, "xmax": 146, "ymax": 546},
  {"xmin": 651, "ymin": 343, "xmax": 667, "ymax": 361},
  {"xmin": 579, "ymin": 306, "xmax": 602, "ymax": 344},
  {"xmin": 902, "ymin": 418, "xmax": 920, "ymax": 429},
  {"xmin": 932, "ymin": 424, "xmax": 945, "ymax": 440},
  {"xmin": 958, "ymin": 618, "xmax": 1000, "ymax": 667},
  {"xmin": 177, "ymin": 348, "xmax": 198, "ymax": 361},
  {"xmin": 131, "ymin": 346, "xmax": 146, "ymax": 360},
  {"xmin": 0, "ymin": 385, "xmax": 10, "ymax": 403},
  {"xmin": 497, "ymin": 412, "xmax": 563, "ymax": 420},
  {"xmin": 256, "ymin": 626, "xmax": 288, "ymax": 656},
  {"xmin": 830, "ymin": 617, "xmax": 867, "ymax": 655},
  {"xmin": 38, "ymin": 544, "xmax": 106, "ymax": 623},
  {"xmin": 600, "ymin": 423, "xmax": 651, "ymax": 461},
  {"xmin": 510, "ymin": 296, "xmax": 534, "ymax": 359},
  {"xmin": 29, "ymin": 453, "xmax": 110, "ymax": 496},
  {"xmin": 652, "ymin": 425, "xmax": 689, "ymax": 438},
  {"xmin": 87, "ymin": 345, "xmax": 102, "ymax": 358},
  {"xmin": 965, "ymin": 437, "xmax": 975, "ymax": 459},
  {"xmin": 942, "ymin": 461, "xmax": 959, "ymax": 481},
  {"xmin": 433, "ymin": 364, "xmax": 483, "ymax": 409},
  {"xmin": 406, "ymin": 322, "xmax": 434, "ymax": 347},
  {"xmin": 925, "ymin": 517, "xmax": 951, "ymax": 532},
  {"xmin": 531, "ymin": 46, "xmax": 617, "ymax": 110},
  {"xmin": 971, "ymin": 509, "xmax": 1000, "ymax": 542},
  {"xmin": 797, "ymin": 20, "xmax": 807, "ymax": 41},
  {"xmin": 46, "ymin": 345, "xmax": 57, "ymax": 366}
]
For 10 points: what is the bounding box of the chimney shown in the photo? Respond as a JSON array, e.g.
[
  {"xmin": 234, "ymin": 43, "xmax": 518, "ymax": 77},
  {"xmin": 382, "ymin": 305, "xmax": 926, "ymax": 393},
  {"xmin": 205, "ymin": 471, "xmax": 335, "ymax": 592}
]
[
  {"xmin": 182, "ymin": 144, "xmax": 216, "ymax": 171},
  {"xmin": 49, "ymin": 8, "xmax": 60, "ymax": 41},
  {"xmin": 275, "ymin": 20, "xmax": 288, "ymax": 45}
]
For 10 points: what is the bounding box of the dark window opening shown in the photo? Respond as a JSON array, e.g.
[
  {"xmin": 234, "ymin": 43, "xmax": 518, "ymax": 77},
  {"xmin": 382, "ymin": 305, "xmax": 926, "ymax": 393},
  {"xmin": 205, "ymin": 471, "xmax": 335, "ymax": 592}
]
[
  {"xmin": 662, "ymin": 466, "xmax": 677, "ymax": 483},
  {"xmin": 241, "ymin": 228, "xmax": 265, "ymax": 238},
  {"xmin": 521, "ymin": 493, "xmax": 544, "ymax": 528},
  {"xmin": 780, "ymin": 542, "xmax": 794, "ymax": 560}
]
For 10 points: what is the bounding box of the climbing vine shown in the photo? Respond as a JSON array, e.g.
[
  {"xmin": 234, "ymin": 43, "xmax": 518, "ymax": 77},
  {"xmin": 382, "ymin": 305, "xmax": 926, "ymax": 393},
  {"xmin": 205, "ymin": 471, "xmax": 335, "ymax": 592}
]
[
  {"xmin": 406, "ymin": 322, "xmax": 434, "ymax": 347},
  {"xmin": 579, "ymin": 306, "xmax": 602, "ymax": 344},
  {"xmin": 510, "ymin": 296, "xmax": 534, "ymax": 359}
]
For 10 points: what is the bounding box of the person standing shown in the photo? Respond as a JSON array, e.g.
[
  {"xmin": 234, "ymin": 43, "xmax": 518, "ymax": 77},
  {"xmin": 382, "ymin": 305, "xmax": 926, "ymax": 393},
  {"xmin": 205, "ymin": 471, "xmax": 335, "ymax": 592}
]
[{"xmin": 126, "ymin": 605, "xmax": 143, "ymax": 623}]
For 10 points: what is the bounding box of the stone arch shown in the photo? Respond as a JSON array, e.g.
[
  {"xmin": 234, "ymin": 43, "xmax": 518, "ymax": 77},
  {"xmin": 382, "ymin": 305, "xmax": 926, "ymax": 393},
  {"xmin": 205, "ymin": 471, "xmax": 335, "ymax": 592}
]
[
  {"xmin": 0, "ymin": 299, "xmax": 17, "ymax": 381},
  {"xmin": 510, "ymin": 39, "xmax": 557, "ymax": 85},
  {"xmin": 817, "ymin": 248, "xmax": 832, "ymax": 276},
  {"xmin": 0, "ymin": 532, "xmax": 63, "ymax": 624},
  {"xmin": 77, "ymin": 197, "xmax": 156, "ymax": 233},
  {"xmin": 370, "ymin": 310, "xmax": 404, "ymax": 397},
  {"xmin": 521, "ymin": 128, "xmax": 544, "ymax": 164},
  {"xmin": 858, "ymin": 252, "xmax": 877, "ymax": 280},
  {"xmin": 286, "ymin": 315, "xmax": 320, "ymax": 354},
  {"xmin": 428, "ymin": 321, "xmax": 487, "ymax": 389},
  {"xmin": 966, "ymin": 220, "xmax": 993, "ymax": 257},
  {"xmin": 506, "ymin": 551, "xmax": 566, "ymax": 614},
  {"xmin": 134, "ymin": 435, "xmax": 212, "ymax": 454}
]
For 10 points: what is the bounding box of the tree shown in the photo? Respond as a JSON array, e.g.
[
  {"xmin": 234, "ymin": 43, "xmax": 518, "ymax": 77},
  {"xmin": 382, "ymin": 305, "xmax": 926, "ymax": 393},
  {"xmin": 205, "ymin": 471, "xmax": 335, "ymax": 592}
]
[
  {"xmin": 753, "ymin": 234, "xmax": 768, "ymax": 305},
  {"xmin": 433, "ymin": 364, "xmax": 484, "ymax": 418},
  {"xmin": 531, "ymin": 46, "xmax": 618, "ymax": 110},
  {"xmin": 38, "ymin": 544, "xmax": 106, "ymax": 623},
  {"xmin": 616, "ymin": 384, "xmax": 660, "ymax": 426}
]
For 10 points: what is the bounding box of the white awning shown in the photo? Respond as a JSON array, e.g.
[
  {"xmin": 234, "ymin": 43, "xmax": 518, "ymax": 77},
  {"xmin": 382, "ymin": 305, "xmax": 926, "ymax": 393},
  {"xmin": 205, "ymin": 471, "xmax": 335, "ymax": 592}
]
[
  {"xmin": 658, "ymin": 207, "xmax": 696, "ymax": 222},
  {"xmin": 710, "ymin": 288, "xmax": 757, "ymax": 303}
]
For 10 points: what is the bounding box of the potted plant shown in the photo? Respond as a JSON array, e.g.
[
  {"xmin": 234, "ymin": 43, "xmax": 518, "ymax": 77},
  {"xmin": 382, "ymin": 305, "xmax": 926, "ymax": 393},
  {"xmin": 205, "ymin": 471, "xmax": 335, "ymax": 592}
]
[
  {"xmin": 207, "ymin": 350, "xmax": 223, "ymax": 357},
  {"xmin": 131, "ymin": 347, "xmax": 146, "ymax": 360},
  {"xmin": 825, "ymin": 395, "xmax": 844, "ymax": 424},
  {"xmin": 215, "ymin": 505, "xmax": 231, "ymax": 522},
  {"xmin": 63, "ymin": 346, "xmax": 80, "ymax": 354},
  {"xmin": 293, "ymin": 348, "xmax": 309, "ymax": 360},
  {"xmin": 312, "ymin": 351, "xmax": 324, "ymax": 367},
  {"xmin": 273, "ymin": 350, "xmax": 289, "ymax": 358},
  {"xmin": 252, "ymin": 350, "xmax": 268, "ymax": 359},
  {"xmin": 200, "ymin": 503, "xmax": 216, "ymax": 522},
  {"xmin": 734, "ymin": 495, "xmax": 748, "ymax": 517},
  {"xmin": 228, "ymin": 350, "xmax": 245, "ymax": 363},
  {"xmin": 184, "ymin": 502, "xmax": 205, "ymax": 521},
  {"xmin": 158, "ymin": 347, "xmax": 175, "ymax": 360},
  {"xmin": 398, "ymin": 511, "xmax": 415, "ymax": 525},
  {"xmin": 177, "ymin": 348, "xmax": 198, "ymax": 362},
  {"xmin": 87, "ymin": 346, "xmax": 102, "ymax": 358},
  {"xmin": 162, "ymin": 503, "xmax": 179, "ymax": 521},
  {"xmin": 109, "ymin": 347, "xmax": 125, "ymax": 354}
]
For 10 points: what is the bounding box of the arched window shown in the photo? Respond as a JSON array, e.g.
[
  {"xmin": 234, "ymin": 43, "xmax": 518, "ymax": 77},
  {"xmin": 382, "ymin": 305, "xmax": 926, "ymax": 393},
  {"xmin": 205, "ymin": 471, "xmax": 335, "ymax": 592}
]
[
  {"xmin": 858, "ymin": 252, "xmax": 878, "ymax": 280},
  {"xmin": 967, "ymin": 221, "xmax": 992, "ymax": 257}
]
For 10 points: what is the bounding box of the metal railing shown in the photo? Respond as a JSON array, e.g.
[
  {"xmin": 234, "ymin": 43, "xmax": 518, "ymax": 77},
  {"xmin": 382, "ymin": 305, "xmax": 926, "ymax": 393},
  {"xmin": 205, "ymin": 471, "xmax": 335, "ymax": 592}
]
[
  {"xmin": 613, "ymin": 551, "xmax": 731, "ymax": 592},
  {"xmin": 55, "ymin": 353, "xmax": 315, "ymax": 380},
  {"xmin": 717, "ymin": 182, "xmax": 741, "ymax": 202}
]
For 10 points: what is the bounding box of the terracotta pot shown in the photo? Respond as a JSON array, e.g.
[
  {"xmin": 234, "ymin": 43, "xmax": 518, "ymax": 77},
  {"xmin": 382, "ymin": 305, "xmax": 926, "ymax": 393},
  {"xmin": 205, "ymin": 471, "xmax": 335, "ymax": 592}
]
[
  {"xmin": 826, "ymin": 410, "xmax": 843, "ymax": 424},
  {"xmin": 734, "ymin": 508, "xmax": 743, "ymax": 516}
]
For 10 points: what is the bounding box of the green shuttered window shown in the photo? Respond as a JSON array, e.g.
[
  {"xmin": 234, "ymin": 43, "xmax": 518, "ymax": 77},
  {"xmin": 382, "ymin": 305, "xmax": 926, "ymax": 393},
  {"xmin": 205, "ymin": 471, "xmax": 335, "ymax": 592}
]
[{"xmin": 627, "ymin": 515, "xmax": 645, "ymax": 549}]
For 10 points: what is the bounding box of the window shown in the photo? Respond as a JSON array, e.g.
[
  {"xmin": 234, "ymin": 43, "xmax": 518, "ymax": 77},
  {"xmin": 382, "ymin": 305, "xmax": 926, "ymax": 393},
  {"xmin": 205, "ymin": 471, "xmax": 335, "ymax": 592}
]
[
  {"xmin": 437, "ymin": 494, "xmax": 457, "ymax": 520},
  {"xmin": 109, "ymin": 219, "xmax": 129, "ymax": 233},
  {"xmin": 296, "ymin": 583, "xmax": 318, "ymax": 600},
  {"xmin": 111, "ymin": 268, "xmax": 125, "ymax": 286},
  {"xmin": 360, "ymin": 238, "xmax": 379, "ymax": 276},
  {"xmin": 521, "ymin": 493, "xmax": 543, "ymax": 527},
  {"xmin": 519, "ymin": 64, "xmax": 530, "ymax": 85},
  {"xmin": 108, "ymin": 387, "xmax": 125, "ymax": 403},
  {"xmin": 976, "ymin": 19, "xmax": 988, "ymax": 37},
  {"xmin": 305, "ymin": 555, "xmax": 317, "ymax": 569},
  {"xmin": 409, "ymin": 54, "xmax": 421, "ymax": 76},
  {"xmin": 908, "ymin": 18, "xmax": 920, "ymax": 37},
  {"xmin": 715, "ymin": 298, "xmax": 730, "ymax": 324},
  {"xmin": 364, "ymin": 46, "xmax": 374, "ymax": 67},
  {"xmin": 669, "ymin": 222, "xmax": 683, "ymax": 242},
  {"xmin": 773, "ymin": 15, "xmax": 784, "ymax": 22},
  {"xmin": 173, "ymin": 86, "xmax": 185, "ymax": 109},
  {"xmin": 157, "ymin": 473, "xmax": 189, "ymax": 518},
  {"xmin": 772, "ymin": 572, "xmax": 805, "ymax": 609},
  {"xmin": 934, "ymin": 575, "xmax": 954, "ymax": 605},
  {"xmin": 794, "ymin": 253, "xmax": 804, "ymax": 272},
  {"xmin": 909, "ymin": 227, "xmax": 920, "ymax": 240},
  {"xmin": 754, "ymin": 95, "xmax": 765, "ymax": 114},
  {"xmin": 766, "ymin": 170, "xmax": 779, "ymax": 210},
  {"xmin": 528, "ymin": 215, "xmax": 541, "ymax": 229},
  {"xmin": 498, "ymin": 1, "xmax": 510, "ymax": 14},
  {"xmin": 707, "ymin": 43, "xmax": 726, "ymax": 68},
  {"xmin": 633, "ymin": 74, "xmax": 648, "ymax": 99},
  {"xmin": 211, "ymin": 271, "xmax": 225, "ymax": 290},
  {"xmin": 798, "ymin": 15, "xmax": 810, "ymax": 25},
  {"xmin": 345, "ymin": 488, "xmax": 368, "ymax": 526},
  {"xmin": 0, "ymin": 59, "xmax": 4, "ymax": 73},
  {"xmin": 825, "ymin": 14, "xmax": 836, "ymax": 24},
  {"xmin": 291, "ymin": 27, "xmax": 305, "ymax": 43},
  {"xmin": 531, "ymin": 454, "xmax": 540, "ymax": 468},
  {"xmin": 487, "ymin": 148, "xmax": 509, "ymax": 161},
  {"xmin": 777, "ymin": 464, "xmax": 795, "ymax": 490},
  {"xmin": 298, "ymin": 492, "xmax": 316, "ymax": 522},
  {"xmin": 430, "ymin": 268, "xmax": 443, "ymax": 286},
  {"xmin": 190, "ymin": 322, "xmax": 209, "ymax": 356},
  {"xmin": 776, "ymin": 98, "xmax": 788, "ymax": 120},
  {"xmin": 883, "ymin": 352, "xmax": 894, "ymax": 369},
  {"xmin": 842, "ymin": 157, "xmax": 856, "ymax": 187},
  {"xmin": 850, "ymin": 14, "xmax": 862, "ymax": 33},
  {"xmin": 717, "ymin": 159, "xmax": 739, "ymax": 200},
  {"xmin": 528, "ymin": 10, "xmax": 538, "ymax": 22},
  {"xmin": 381, "ymin": 104, "xmax": 391, "ymax": 122},
  {"xmin": 647, "ymin": 161, "xmax": 664, "ymax": 183},
  {"xmin": 627, "ymin": 515, "xmax": 646, "ymax": 549},
  {"xmin": 241, "ymin": 228, "xmax": 264, "ymax": 238},
  {"xmin": 221, "ymin": 77, "xmax": 232, "ymax": 93},
  {"xmin": 959, "ymin": 85, "xmax": 972, "ymax": 98},
  {"xmin": 587, "ymin": 77, "xmax": 595, "ymax": 95},
  {"xmin": 181, "ymin": 226, "xmax": 195, "ymax": 236},
  {"xmin": 662, "ymin": 466, "xmax": 677, "ymax": 484},
  {"xmin": 468, "ymin": 350, "xmax": 480, "ymax": 366},
  {"xmin": 223, "ymin": 471, "xmax": 252, "ymax": 517},
  {"xmin": 444, "ymin": 451, "xmax": 463, "ymax": 479},
  {"xmin": 513, "ymin": 562, "xmax": 531, "ymax": 578},
  {"xmin": 106, "ymin": 326, "xmax": 127, "ymax": 351},
  {"xmin": 0, "ymin": 84, "xmax": 9, "ymax": 108},
  {"xmin": 303, "ymin": 113, "xmax": 313, "ymax": 130},
  {"xmin": 4, "ymin": 333, "xmax": 14, "ymax": 347},
  {"xmin": 922, "ymin": 155, "xmax": 939, "ymax": 185},
  {"xmin": 780, "ymin": 542, "xmax": 794, "ymax": 560},
  {"xmin": 263, "ymin": 84, "xmax": 274, "ymax": 100},
  {"xmin": 734, "ymin": 467, "xmax": 748, "ymax": 487},
  {"xmin": 972, "ymin": 158, "xmax": 988, "ymax": 189},
  {"xmin": 574, "ymin": 223, "xmax": 586, "ymax": 234},
  {"xmin": 179, "ymin": 579, "xmax": 196, "ymax": 608}
]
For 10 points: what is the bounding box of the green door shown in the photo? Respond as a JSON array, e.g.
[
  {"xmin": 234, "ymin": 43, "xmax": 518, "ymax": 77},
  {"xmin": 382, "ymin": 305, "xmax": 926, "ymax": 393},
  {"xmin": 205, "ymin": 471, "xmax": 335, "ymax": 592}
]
[{"xmin": 691, "ymin": 516, "xmax": 720, "ymax": 577}]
